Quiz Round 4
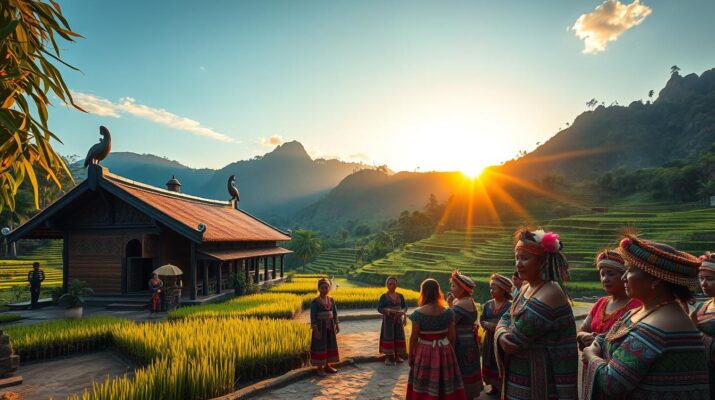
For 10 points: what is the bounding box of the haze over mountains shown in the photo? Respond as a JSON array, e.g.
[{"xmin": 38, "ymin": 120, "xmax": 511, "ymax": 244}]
[{"xmin": 87, "ymin": 67, "xmax": 715, "ymax": 231}]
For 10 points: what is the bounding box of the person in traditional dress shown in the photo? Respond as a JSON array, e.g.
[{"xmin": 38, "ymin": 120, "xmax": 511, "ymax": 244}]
[
  {"xmin": 378, "ymin": 276, "xmax": 408, "ymax": 365},
  {"xmin": 495, "ymin": 228, "xmax": 578, "ymax": 400},
  {"xmin": 581, "ymin": 234, "xmax": 710, "ymax": 400},
  {"xmin": 577, "ymin": 249, "xmax": 641, "ymax": 350},
  {"xmin": 148, "ymin": 273, "xmax": 163, "ymax": 313},
  {"xmin": 480, "ymin": 273, "xmax": 513, "ymax": 397},
  {"xmin": 407, "ymin": 278, "xmax": 467, "ymax": 400},
  {"xmin": 694, "ymin": 252, "xmax": 715, "ymax": 396},
  {"xmin": 447, "ymin": 271, "xmax": 483, "ymax": 399},
  {"xmin": 510, "ymin": 271, "xmax": 522, "ymax": 300},
  {"xmin": 310, "ymin": 277, "xmax": 340, "ymax": 376}
]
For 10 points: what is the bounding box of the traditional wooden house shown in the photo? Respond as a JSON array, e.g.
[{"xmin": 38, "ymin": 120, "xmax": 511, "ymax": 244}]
[{"xmin": 6, "ymin": 164, "xmax": 291, "ymax": 301}]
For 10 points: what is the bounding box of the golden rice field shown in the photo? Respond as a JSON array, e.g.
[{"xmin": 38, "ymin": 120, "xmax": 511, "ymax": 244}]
[
  {"xmin": 0, "ymin": 263, "xmax": 63, "ymax": 290},
  {"xmin": 4, "ymin": 316, "xmax": 130, "ymax": 362},
  {"xmin": 71, "ymin": 318, "xmax": 310, "ymax": 400},
  {"xmin": 301, "ymin": 287, "xmax": 420, "ymax": 309},
  {"xmin": 267, "ymin": 281, "xmax": 321, "ymax": 295},
  {"xmin": 167, "ymin": 292, "xmax": 303, "ymax": 320}
]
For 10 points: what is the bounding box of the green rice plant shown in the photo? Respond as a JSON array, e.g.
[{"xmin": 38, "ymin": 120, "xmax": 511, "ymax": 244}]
[
  {"xmin": 0, "ymin": 313, "xmax": 21, "ymax": 323},
  {"xmin": 167, "ymin": 293, "xmax": 303, "ymax": 320},
  {"xmin": 4, "ymin": 316, "xmax": 129, "ymax": 362},
  {"xmin": 71, "ymin": 317, "xmax": 311, "ymax": 400},
  {"xmin": 301, "ymin": 287, "xmax": 421, "ymax": 309}
]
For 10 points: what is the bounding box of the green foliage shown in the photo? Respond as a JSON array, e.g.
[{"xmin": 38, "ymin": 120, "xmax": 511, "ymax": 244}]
[
  {"xmin": 0, "ymin": 312, "xmax": 21, "ymax": 323},
  {"xmin": 230, "ymin": 271, "xmax": 247, "ymax": 295},
  {"xmin": 288, "ymin": 229, "xmax": 322, "ymax": 271},
  {"xmin": 59, "ymin": 279, "xmax": 94, "ymax": 309},
  {"xmin": 0, "ymin": 0, "xmax": 84, "ymax": 213},
  {"xmin": 9, "ymin": 284, "xmax": 26, "ymax": 302}
]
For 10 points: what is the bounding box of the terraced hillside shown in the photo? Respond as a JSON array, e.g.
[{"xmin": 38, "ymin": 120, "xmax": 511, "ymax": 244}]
[
  {"xmin": 302, "ymin": 248, "xmax": 359, "ymax": 275},
  {"xmin": 352, "ymin": 204, "xmax": 715, "ymax": 301},
  {"xmin": 1, "ymin": 240, "xmax": 63, "ymax": 291}
]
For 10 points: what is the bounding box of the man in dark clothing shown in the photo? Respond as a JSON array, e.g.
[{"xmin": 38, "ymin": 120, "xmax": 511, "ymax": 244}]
[{"xmin": 27, "ymin": 262, "xmax": 45, "ymax": 309}]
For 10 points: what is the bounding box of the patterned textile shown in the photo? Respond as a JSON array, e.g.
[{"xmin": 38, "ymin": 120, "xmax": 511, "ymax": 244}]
[
  {"xmin": 452, "ymin": 298, "xmax": 484, "ymax": 397},
  {"xmin": 480, "ymin": 298, "xmax": 511, "ymax": 388},
  {"xmin": 582, "ymin": 309, "xmax": 711, "ymax": 400},
  {"xmin": 310, "ymin": 296, "xmax": 339, "ymax": 366},
  {"xmin": 615, "ymin": 235, "xmax": 700, "ymax": 290},
  {"xmin": 377, "ymin": 292, "xmax": 408, "ymax": 357},
  {"xmin": 587, "ymin": 297, "xmax": 642, "ymax": 334},
  {"xmin": 406, "ymin": 309, "xmax": 467, "ymax": 400},
  {"xmin": 693, "ymin": 299, "xmax": 715, "ymax": 397},
  {"xmin": 495, "ymin": 293, "xmax": 578, "ymax": 400}
]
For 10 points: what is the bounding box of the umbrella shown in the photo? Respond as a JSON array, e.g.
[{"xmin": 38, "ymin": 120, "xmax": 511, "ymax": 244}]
[{"xmin": 153, "ymin": 264, "xmax": 183, "ymax": 276}]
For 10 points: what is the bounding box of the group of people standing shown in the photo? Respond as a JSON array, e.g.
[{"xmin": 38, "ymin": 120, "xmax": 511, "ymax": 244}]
[{"xmin": 308, "ymin": 227, "xmax": 714, "ymax": 399}]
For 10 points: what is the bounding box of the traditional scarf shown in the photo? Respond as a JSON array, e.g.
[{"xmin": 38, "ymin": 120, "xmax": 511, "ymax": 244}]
[
  {"xmin": 385, "ymin": 276, "xmax": 399, "ymax": 286},
  {"xmin": 451, "ymin": 270, "xmax": 476, "ymax": 295},
  {"xmin": 698, "ymin": 252, "xmax": 715, "ymax": 274},
  {"xmin": 317, "ymin": 277, "xmax": 330, "ymax": 289},
  {"xmin": 596, "ymin": 249, "xmax": 626, "ymax": 273},
  {"xmin": 515, "ymin": 228, "xmax": 570, "ymax": 284},
  {"xmin": 490, "ymin": 273, "xmax": 513, "ymax": 295},
  {"xmin": 616, "ymin": 234, "xmax": 699, "ymax": 290}
]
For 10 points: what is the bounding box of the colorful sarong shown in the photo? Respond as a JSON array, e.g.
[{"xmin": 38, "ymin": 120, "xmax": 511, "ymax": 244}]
[{"xmin": 310, "ymin": 296, "xmax": 339, "ymax": 366}]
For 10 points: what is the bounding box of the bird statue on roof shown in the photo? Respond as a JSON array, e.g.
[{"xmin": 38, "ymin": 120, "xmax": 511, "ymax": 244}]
[
  {"xmin": 228, "ymin": 175, "xmax": 240, "ymax": 203},
  {"xmin": 83, "ymin": 126, "xmax": 112, "ymax": 168}
]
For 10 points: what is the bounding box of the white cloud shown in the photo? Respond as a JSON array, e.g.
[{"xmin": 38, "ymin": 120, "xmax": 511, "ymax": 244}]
[
  {"xmin": 258, "ymin": 134, "xmax": 285, "ymax": 147},
  {"xmin": 71, "ymin": 91, "xmax": 235, "ymax": 143},
  {"xmin": 349, "ymin": 152, "xmax": 370, "ymax": 162},
  {"xmin": 571, "ymin": 0, "xmax": 652, "ymax": 54}
]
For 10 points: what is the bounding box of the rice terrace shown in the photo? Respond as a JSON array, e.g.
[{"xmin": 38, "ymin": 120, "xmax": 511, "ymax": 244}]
[{"xmin": 2, "ymin": 0, "xmax": 715, "ymax": 399}]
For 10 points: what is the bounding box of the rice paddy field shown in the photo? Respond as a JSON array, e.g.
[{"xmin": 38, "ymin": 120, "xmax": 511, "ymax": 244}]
[
  {"xmin": 302, "ymin": 248, "xmax": 360, "ymax": 275},
  {"xmin": 352, "ymin": 203, "xmax": 715, "ymax": 302},
  {"xmin": 0, "ymin": 240, "xmax": 64, "ymax": 305}
]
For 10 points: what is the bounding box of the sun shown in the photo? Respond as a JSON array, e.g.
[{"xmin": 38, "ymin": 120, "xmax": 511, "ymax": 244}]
[{"xmin": 460, "ymin": 165, "xmax": 486, "ymax": 180}]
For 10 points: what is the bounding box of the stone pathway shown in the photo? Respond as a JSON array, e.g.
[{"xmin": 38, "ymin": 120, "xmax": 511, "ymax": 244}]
[{"xmin": 2, "ymin": 350, "xmax": 134, "ymax": 399}]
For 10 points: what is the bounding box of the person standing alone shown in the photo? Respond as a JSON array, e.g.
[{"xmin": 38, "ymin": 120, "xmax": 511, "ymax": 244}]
[{"xmin": 27, "ymin": 262, "xmax": 45, "ymax": 309}]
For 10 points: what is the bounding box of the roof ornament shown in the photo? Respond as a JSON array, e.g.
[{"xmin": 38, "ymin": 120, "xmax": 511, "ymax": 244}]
[
  {"xmin": 197, "ymin": 223, "xmax": 206, "ymax": 232},
  {"xmin": 228, "ymin": 175, "xmax": 240, "ymax": 209},
  {"xmin": 84, "ymin": 126, "xmax": 112, "ymax": 168}
]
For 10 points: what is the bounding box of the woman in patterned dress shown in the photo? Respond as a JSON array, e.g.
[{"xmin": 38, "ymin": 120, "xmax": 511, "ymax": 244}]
[
  {"xmin": 577, "ymin": 250, "xmax": 641, "ymax": 351},
  {"xmin": 581, "ymin": 234, "xmax": 710, "ymax": 399},
  {"xmin": 479, "ymin": 273, "xmax": 512, "ymax": 397},
  {"xmin": 495, "ymin": 228, "xmax": 578, "ymax": 400},
  {"xmin": 447, "ymin": 271, "xmax": 483, "ymax": 399},
  {"xmin": 378, "ymin": 276, "xmax": 408, "ymax": 365},
  {"xmin": 310, "ymin": 277, "xmax": 340, "ymax": 376},
  {"xmin": 406, "ymin": 278, "xmax": 467, "ymax": 400},
  {"xmin": 694, "ymin": 252, "xmax": 715, "ymax": 396}
]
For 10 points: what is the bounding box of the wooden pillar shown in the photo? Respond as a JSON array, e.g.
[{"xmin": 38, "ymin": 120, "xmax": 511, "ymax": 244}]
[
  {"xmin": 216, "ymin": 261, "xmax": 222, "ymax": 294},
  {"xmin": 263, "ymin": 257, "xmax": 269, "ymax": 281},
  {"xmin": 202, "ymin": 261, "xmax": 209, "ymax": 296},
  {"xmin": 253, "ymin": 258, "xmax": 259, "ymax": 283},
  {"xmin": 280, "ymin": 254, "xmax": 284, "ymax": 278},
  {"xmin": 190, "ymin": 242, "xmax": 197, "ymax": 300},
  {"xmin": 271, "ymin": 255, "xmax": 276, "ymax": 279},
  {"xmin": 244, "ymin": 259, "xmax": 249, "ymax": 283},
  {"xmin": 62, "ymin": 232, "xmax": 69, "ymax": 293}
]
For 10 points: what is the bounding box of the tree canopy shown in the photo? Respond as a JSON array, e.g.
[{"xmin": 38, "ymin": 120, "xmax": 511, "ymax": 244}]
[{"xmin": 0, "ymin": 0, "xmax": 83, "ymax": 213}]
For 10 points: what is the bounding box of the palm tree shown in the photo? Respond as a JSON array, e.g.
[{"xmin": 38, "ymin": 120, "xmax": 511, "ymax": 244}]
[
  {"xmin": 648, "ymin": 89, "xmax": 654, "ymax": 101},
  {"xmin": 289, "ymin": 230, "xmax": 322, "ymax": 272},
  {"xmin": 670, "ymin": 65, "xmax": 680, "ymax": 75}
]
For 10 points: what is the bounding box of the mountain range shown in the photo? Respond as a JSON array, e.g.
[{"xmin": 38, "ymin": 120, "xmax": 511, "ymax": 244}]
[{"xmin": 82, "ymin": 67, "xmax": 715, "ymax": 232}]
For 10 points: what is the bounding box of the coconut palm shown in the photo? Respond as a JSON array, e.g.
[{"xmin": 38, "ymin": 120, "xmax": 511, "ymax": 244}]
[{"xmin": 289, "ymin": 230, "xmax": 322, "ymax": 272}]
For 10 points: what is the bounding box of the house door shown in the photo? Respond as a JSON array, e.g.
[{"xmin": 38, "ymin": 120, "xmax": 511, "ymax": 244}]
[{"xmin": 125, "ymin": 239, "xmax": 154, "ymax": 292}]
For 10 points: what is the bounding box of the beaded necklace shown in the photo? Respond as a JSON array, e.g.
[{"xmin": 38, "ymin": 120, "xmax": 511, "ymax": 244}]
[
  {"xmin": 318, "ymin": 295, "xmax": 332, "ymax": 311},
  {"xmin": 605, "ymin": 300, "xmax": 676, "ymax": 342},
  {"xmin": 510, "ymin": 281, "xmax": 547, "ymax": 316}
]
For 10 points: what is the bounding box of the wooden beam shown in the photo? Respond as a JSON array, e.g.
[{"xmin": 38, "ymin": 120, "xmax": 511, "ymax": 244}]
[
  {"xmin": 244, "ymin": 259, "xmax": 249, "ymax": 283},
  {"xmin": 263, "ymin": 257, "xmax": 268, "ymax": 281},
  {"xmin": 190, "ymin": 242, "xmax": 197, "ymax": 300},
  {"xmin": 203, "ymin": 261, "xmax": 209, "ymax": 296},
  {"xmin": 62, "ymin": 231, "xmax": 69, "ymax": 292},
  {"xmin": 280, "ymin": 254, "xmax": 284, "ymax": 278},
  {"xmin": 216, "ymin": 261, "xmax": 222, "ymax": 294},
  {"xmin": 271, "ymin": 255, "xmax": 276, "ymax": 279},
  {"xmin": 253, "ymin": 258, "xmax": 259, "ymax": 284}
]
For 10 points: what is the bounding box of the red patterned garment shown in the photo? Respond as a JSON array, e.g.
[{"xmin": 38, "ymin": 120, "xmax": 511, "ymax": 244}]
[{"xmin": 587, "ymin": 296, "xmax": 642, "ymax": 334}]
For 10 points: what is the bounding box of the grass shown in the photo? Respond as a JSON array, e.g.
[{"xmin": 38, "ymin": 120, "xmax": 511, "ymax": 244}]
[
  {"xmin": 167, "ymin": 293, "xmax": 303, "ymax": 320},
  {"xmin": 0, "ymin": 313, "xmax": 22, "ymax": 324}
]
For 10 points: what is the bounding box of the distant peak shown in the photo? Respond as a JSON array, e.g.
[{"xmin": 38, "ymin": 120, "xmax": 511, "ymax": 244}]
[{"xmin": 266, "ymin": 140, "xmax": 311, "ymax": 160}]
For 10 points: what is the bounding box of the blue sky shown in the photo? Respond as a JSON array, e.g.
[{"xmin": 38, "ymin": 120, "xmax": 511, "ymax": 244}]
[{"xmin": 49, "ymin": 0, "xmax": 715, "ymax": 174}]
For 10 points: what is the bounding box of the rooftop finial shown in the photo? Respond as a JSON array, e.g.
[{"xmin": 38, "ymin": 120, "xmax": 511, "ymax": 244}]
[
  {"xmin": 228, "ymin": 175, "xmax": 240, "ymax": 209},
  {"xmin": 83, "ymin": 125, "xmax": 112, "ymax": 168}
]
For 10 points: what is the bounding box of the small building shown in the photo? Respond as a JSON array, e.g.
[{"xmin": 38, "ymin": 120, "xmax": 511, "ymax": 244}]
[{"xmin": 6, "ymin": 165, "xmax": 291, "ymax": 301}]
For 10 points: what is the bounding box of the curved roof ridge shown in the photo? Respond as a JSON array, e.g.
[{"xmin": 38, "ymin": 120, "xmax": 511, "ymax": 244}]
[{"xmin": 105, "ymin": 172, "xmax": 229, "ymax": 206}]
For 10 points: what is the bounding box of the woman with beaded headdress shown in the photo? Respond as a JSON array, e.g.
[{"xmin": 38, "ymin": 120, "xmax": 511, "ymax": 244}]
[
  {"xmin": 576, "ymin": 249, "xmax": 642, "ymax": 351},
  {"xmin": 581, "ymin": 233, "xmax": 710, "ymax": 400},
  {"xmin": 495, "ymin": 227, "xmax": 578, "ymax": 400},
  {"xmin": 480, "ymin": 273, "xmax": 513, "ymax": 397},
  {"xmin": 310, "ymin": 277, "xmax": 340, "ymax": 376},
  {"xmin": 377, "ymin": 275, "xmax": 408, "ymax": 365},
  {"xmin": 693, "ymin": 252, "xmax": 715, "ymax": 396},
  {"xmin": 447, "ymin": 270, "xmax": 483, "ymax": 399}
]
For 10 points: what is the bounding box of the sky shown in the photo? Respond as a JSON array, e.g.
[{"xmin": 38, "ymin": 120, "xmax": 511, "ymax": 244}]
[{"xmin": 48, "ymin": 0, "xmax": 715, "ymax": 175}]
